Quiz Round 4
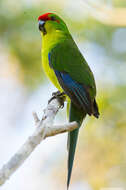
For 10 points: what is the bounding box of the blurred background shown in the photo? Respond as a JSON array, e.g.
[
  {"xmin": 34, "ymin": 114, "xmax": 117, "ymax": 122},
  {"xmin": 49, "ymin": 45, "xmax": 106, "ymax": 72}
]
[{"xmin": 0, "ymin": 0, "xmax": 126, "ymax": 189}]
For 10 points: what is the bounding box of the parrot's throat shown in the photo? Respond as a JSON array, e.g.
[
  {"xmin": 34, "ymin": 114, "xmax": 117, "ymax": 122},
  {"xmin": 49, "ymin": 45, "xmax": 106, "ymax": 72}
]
[{"xmin": 41, "ymin": 24, "xmax": 47, "ymax": 35}]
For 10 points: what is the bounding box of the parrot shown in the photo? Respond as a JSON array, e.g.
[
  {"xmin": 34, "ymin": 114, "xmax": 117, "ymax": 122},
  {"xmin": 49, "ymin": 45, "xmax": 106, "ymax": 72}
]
[{"xmin": 38, "ymin": 12, "xmax": 99, "ymax": 189}]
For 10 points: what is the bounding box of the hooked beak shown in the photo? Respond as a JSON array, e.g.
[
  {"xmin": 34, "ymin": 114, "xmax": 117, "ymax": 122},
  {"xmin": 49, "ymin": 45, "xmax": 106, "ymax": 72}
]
[{"xmin": 38, "ymin": 20, "xmax": 47, "ymax": 35}]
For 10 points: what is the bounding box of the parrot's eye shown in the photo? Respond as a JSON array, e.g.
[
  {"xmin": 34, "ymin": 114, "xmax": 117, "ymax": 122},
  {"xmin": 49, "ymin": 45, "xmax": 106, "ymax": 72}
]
[
  {"xmin": 50, "ymin": 16, "xmax": 60, "ymax": 23},
  {"xmin": 51, "ymin": 16, "xmax": 56, "ymax": 21}
]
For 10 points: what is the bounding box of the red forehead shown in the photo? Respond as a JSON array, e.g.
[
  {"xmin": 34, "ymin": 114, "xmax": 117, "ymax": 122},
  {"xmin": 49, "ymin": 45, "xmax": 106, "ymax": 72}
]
[{"xmin": 38, "ymin": 13, "xmax": 52, "ymax": 21}]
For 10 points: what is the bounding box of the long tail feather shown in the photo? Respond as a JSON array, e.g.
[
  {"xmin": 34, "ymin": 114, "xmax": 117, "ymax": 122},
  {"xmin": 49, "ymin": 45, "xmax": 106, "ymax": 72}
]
[
  {"xmin": 67, "ymin": 129, "xmax": 79, "ymax": 189},
  {"xmin": 67, "ymin": 102, "xmax": 86, "ymax": 189}
]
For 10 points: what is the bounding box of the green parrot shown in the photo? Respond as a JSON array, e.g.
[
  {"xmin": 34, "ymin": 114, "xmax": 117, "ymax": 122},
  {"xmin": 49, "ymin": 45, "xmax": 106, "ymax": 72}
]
[{"xmin": 38, "ymin": 12, "xmax": 99, "ymax": 189}]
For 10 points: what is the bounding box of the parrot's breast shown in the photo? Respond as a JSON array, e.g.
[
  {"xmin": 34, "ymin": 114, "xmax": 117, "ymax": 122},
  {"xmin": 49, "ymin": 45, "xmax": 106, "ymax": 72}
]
[
  {"xmin": 41, "ymin": 31, "xmax": 66, "ymax": 92},
  {"xmin": 42, "ymin": 48, "xmax": 63, "ymax": 92}
]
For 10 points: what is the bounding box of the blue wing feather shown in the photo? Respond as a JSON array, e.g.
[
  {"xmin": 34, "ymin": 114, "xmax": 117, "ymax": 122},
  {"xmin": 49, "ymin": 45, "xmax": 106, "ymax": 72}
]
[
  {"xmin": 54, "ymin": 70, "xmax": 92, "ymax": 114},
  {"xmin": 48, "ymin": 52, "xmax": 93, "ymax": 115}
]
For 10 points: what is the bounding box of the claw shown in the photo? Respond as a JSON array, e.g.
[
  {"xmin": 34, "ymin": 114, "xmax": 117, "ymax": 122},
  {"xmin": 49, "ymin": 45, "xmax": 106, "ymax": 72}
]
[{"xmin": 48, "ymin": 91, "xmax": 66, "ymax": 108}]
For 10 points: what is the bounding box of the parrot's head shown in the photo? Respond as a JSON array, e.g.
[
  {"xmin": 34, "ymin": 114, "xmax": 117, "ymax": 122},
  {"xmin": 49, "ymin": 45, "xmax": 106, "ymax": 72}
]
[{"xmin": 38, "ymin": 13, "xmax": 69, "ymax": 35}]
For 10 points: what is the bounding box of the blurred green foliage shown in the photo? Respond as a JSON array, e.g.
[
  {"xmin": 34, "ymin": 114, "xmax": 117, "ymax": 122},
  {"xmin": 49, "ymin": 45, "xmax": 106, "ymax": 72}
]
[
  {"xmin": 0, "ymin": 0, "xmax": 126, "ymax": 189},
  {"xmin": 114, "ymin": 0, "xmax": 126, "ymax": 7},
  {"xmin": 78, "ymin": 85, "xmax": 126, "ymax": 189},
  {"xmin": 0, "ymin": 0, "xmax": 125, "ymax": 89},
  {"xmin": 0, "ymin": 1, "xmax": 43, "ymax": 88}
]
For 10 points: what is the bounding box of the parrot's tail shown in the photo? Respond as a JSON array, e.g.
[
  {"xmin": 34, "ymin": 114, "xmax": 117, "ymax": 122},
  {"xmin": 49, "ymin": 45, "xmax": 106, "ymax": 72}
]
[{"xmin": 67, "ymin": 102, "xmax": 86, "ymax": 189}]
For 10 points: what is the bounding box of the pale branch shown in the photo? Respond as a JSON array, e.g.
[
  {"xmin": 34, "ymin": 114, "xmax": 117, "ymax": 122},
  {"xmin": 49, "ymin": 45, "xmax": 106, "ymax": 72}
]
[
  {"xmin": 0, "ymin": 98, "xmax": 78, "ymax": 186},
  {"xmin": 82, "ymin": 0, "xmax": 126, "ymax": 26}
]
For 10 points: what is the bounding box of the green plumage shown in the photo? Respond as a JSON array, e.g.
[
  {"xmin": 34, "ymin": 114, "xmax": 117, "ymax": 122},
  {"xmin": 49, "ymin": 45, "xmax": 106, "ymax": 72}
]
[
  {"xmin": 67, "ymin": 102, "xmax": 86, "ymax": 189},
  {"xmin": 49, "ymin": 38, "xmax": 96, "ymax": 98},
  {"xmin": 38, "ymin": 12, "xmax": 99, "ymax": 189}
]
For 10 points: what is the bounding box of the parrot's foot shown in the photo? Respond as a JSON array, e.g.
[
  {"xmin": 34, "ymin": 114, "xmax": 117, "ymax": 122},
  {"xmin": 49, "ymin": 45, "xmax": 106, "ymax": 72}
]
[{"xmin": 48, "ymin": 91, "xmax": 66, "ymax": 108}]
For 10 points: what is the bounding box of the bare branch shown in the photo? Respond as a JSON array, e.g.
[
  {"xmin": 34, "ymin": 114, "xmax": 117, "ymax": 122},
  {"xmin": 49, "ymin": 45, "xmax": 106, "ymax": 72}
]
[
  {"xmin": 0, "ymin": 98, "xmax": 78, "ymax": 186},
  {"xmin": 82, "ymin": 0, "xmax": 126, "ymax": 26}
]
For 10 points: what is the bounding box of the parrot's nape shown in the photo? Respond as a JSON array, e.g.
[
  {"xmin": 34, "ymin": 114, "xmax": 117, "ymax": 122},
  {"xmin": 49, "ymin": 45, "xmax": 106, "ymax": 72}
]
[{"xmin": 38, "ymin": 12, "xmax": 99, "ymax": 189}]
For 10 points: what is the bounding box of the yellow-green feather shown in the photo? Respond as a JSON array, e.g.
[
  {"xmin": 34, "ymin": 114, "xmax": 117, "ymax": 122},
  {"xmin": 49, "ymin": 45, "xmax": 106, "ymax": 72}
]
[
  {"xmin": 40, "ymin": 15, "xmax": 99, "ymax": 190},
  {"xmin": 41, "ymin": 22, "xmax": 68, "ymax": 91}
]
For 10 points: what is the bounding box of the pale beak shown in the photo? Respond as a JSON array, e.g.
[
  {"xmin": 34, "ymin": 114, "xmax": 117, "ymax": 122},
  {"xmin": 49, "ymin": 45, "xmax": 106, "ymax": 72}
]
[
  {"xmin": 38, "ymin": 20, "xmax": 45, "ymax": 30},
  {"xmin": 38, "ymin": 20, "xmax": 47, "ymax": 35}
]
